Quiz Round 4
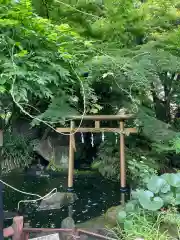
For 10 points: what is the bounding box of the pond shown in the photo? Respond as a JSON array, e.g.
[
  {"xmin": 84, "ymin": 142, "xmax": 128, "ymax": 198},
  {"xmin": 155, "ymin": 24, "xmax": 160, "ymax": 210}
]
[{"xmin": 3, "ymin": 172, "xmax": 121, "ymax": 228}]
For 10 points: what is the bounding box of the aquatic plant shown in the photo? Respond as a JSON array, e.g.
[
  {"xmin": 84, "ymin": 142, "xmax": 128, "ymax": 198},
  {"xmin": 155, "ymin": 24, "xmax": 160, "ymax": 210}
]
[
  {"xmin": 113, "ymin": 211, "xmax": 170, "ymax": 240},
  {"xmin": 116, "ymin": 173, "xmax": 180, "ymax": 238}
]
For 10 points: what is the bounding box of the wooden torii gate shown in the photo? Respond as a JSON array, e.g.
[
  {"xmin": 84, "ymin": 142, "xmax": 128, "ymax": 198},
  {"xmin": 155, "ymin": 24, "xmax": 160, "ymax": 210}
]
[{"xmin": 56, "ymin": 115, "xmax": 137, "ymax": 202}]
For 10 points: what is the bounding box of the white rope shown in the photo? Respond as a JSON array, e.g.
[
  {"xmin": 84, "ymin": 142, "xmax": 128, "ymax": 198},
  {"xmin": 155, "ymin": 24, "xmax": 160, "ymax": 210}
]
[
  {"xmin": 0, "ymin": 179, "xmax": 57, "ymax": 211},
  {"xmin": 17, "ymin": 188, "xmax": 57, "ymax": 211}
]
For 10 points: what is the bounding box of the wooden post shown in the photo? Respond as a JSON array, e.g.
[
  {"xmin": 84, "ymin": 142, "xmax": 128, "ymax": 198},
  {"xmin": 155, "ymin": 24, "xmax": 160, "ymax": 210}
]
[
  {"xmin": 0, "ymin": 182, "xmax": 3, "ymax": 240},
  {"xmin": 120, "ymin": 121, "xmax": 126, "ymax": 188},
  {"xmin": 3, "ymin": 227, "xmax": 14, "ymax": 238},
  {"xmin": 95, "ymin": 121, "xmax": 100, "ymax": 128},
  {"xmin": 12, "ymin": 216, "xmax": 24, "ymax": 240},
  {"xmin": 120, "ymin": 121, "xmax": 126, "ymax": 205},
  {"xmin": 68, "ymin": 121, "xmax": 75, "ymax": 191},
  {"xmin": 0, "ymin": 130, "xmax": 3, "ymax": 147}
]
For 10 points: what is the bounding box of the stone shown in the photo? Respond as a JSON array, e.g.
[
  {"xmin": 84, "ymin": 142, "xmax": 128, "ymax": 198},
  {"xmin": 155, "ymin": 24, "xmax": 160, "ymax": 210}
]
[
  {"xmin": 37, "ymin": 192, "xmax": 78, "ymax": 211},
  {"xmin": 34, "ymin": 137, "xmax": 69, "ymax": 169},
  {"xmin": 61, "ymin": 217, "xmax": 75, "ymax": 229},
  {"xmin": 105, "ymin": 205, "xmax": 124, "ymax": 225},
  {"xmin": 60, "ymin": 217, "xmax": 75, "ymax": 240},
  {"xmin": 12, "ymin": 119, "xmax": 40, "ymax": 140},
  {"xmin": 76, "ymin": 215, "xmax": 116, "ymax": 240}
]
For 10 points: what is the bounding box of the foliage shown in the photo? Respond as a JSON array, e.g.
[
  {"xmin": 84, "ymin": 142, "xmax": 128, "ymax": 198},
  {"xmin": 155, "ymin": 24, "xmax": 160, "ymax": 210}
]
[
  {"xmin": 0, "ymin": 0, "xmax": 100, "ymax": 126},
  {"xmin": 114, "ymin": 211, "xmax": 169, "ymax": 240},
  {"xmin": 92, "ymin": 138, "xmax": 158, "ymax": 187},
  {"xmin": 116, "ymin": 173, "xmax": 180, "ymax": 234},
  {"xmin": 113, "ymin": 207, "xmax": 180, "ymax": 239},
  {"xmin": 114, "ymin": 173, "xmax": 180, "ymax": 239},
  {"xmin": 2, "ymin": 0, "xmax": 180, "ymax": 174},
  {"xmin": 1, "ymin": 131, "xmax": 33, "ymax": 173}
]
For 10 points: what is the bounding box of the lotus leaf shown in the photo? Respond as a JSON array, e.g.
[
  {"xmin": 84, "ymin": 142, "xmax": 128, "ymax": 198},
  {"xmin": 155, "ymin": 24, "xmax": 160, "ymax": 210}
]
[
  {"xmin": 138, "ymin": 190, "xmax": 163, "ymax": 211},
  {"xmin": 147, "ymin": 176, "xmax": 170, "ymax": 193},
  {"xmin": 161, "ymin": 173, "xmax": 180, "ymax": 187},
  {"xmin": 160, "ymin": 192, "xmax": 174, "ymax": 205},
  {"xmin": 131, "ymin": 190, "xmax": 139, "ymax": 200},
  {"xmin": 125, "ymin": 200, "xmax": 137, "ymax": 212},
  {"xmin": 175, "ymin": 193, "xmax": 180, "ymax": 205}
]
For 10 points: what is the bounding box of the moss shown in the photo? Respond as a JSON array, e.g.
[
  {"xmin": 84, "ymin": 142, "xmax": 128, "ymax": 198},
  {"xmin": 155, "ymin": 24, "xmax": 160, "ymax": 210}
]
[{"xmin": 105, "ymin": 205, "xmax": 124, "ymax": 225}]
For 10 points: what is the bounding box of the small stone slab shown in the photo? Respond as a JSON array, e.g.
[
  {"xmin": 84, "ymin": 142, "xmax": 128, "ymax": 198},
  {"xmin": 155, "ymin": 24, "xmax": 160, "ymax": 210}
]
[{"xmin": 30, "ymin": 233, "xmax": 60, "ymax": 240}]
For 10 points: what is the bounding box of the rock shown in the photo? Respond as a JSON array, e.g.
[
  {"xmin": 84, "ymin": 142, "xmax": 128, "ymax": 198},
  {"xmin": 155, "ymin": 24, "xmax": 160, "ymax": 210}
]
[
  {"xmin": 76, "ymin": 215, "xmax": 116, "ymax": 240},
  {"xmin": 25, "ymin": 164, "xmax": 49, "ymax": 177},
  {"xmin": 60, "ymin": 217, "xmax": 75, "ymax": 240},
  {"xmin": 61, "ymin": 217, "xmax": 75, "ymax": 229},
  {"xmin": 37, "ymin": 192, "xmax": 78, "ymax": 211},
  {"xmin": 12, "ymin": 119, "xmax": 41, "ymax": 140},
  {"xmin": 34, "ymin": 136, "xmax": 69, "ymax": 169},
  {"xmin": 105, "ymin": 205, "xmax": 123, "ymax": 225}
]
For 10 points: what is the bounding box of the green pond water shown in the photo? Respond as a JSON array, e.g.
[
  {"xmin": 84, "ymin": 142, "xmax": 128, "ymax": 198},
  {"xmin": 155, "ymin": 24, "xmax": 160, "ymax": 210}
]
[{"xmin": 3, "ymin": 172, "xmax": 121, "ymax": 228}]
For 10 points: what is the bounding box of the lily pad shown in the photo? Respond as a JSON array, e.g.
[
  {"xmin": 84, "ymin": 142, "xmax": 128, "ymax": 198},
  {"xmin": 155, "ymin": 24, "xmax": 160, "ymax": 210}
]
[
  {"xmin": 147, "ymin": 176, "xmax": 170, "ymax": 194},
  {"xmin": 161, "ymin": 173, "xmax": 180, "ymax": 188},
  {"xmin": 138, "ymin": 190, "xmax": 163, "ymax": 211}
]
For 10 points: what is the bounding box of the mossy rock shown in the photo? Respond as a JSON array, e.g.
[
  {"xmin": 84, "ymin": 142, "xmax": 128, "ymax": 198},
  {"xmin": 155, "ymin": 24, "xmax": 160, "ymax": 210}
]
[
  {"xmin": 76, "ymin": 207, "xmax": 123, "ymax": 230},
  {"xmin": 105, "ymin": 205, "xmax": 124, "ymax": 225}
]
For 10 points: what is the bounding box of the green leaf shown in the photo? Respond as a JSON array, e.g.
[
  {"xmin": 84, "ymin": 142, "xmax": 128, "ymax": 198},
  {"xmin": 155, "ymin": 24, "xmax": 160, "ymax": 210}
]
[
  {"xmin": 131, "ymin": 190, "xmax": 139, "ymax": 200},
  {"xmin": 161, "ymin": 174, "xmax": 180, "ymax": 188},
  {"xmin": 147, "ymin": 176, "xmax": 170, "ymax": 194},
  {"xmin": 117, "ymin": 210, "xmax": 127, "ymax": 223},
  {"xmin": 125, "ymin": 200, "xmax": 137, "ymax": 213},
  {"xmin": 160, "ymin": 192, "xmax": 174, "ymax": 205},
  {"xmin": 124, "ymin": 220, "xmax": 133, "ymax": 230},
  {"xmin": 138, "ymin": 190, "xmax": 163, "ymax": 211},
  {"xmin": 175, "ymin": 193, "xmax": 180, "ymax": 205},
  {"xmin": 0, "ymin": 86, "xmax": 6, "ymax": 93}
]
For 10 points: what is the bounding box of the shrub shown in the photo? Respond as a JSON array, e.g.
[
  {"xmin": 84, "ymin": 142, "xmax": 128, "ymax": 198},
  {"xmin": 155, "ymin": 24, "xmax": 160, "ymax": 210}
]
[
  {"xmin": 117, "ymin": 173, "xmax": 180, "ymax": 237},
  {"xmin": 1, "ymin": 131, "xmax": 33, "ymax": 173}
]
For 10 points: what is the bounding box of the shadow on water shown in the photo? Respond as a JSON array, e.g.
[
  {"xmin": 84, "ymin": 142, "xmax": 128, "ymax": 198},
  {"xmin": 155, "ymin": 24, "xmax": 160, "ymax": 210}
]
[{"xmin": 3, "ymin": 172, "xmax": 121, "ymax": 228}]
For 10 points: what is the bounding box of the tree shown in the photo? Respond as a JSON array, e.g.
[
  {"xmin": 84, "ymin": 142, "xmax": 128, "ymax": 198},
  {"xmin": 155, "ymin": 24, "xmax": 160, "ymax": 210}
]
[{"xmin": 2, "ymin": 0, "xmax": 180, "ymax": 179}]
